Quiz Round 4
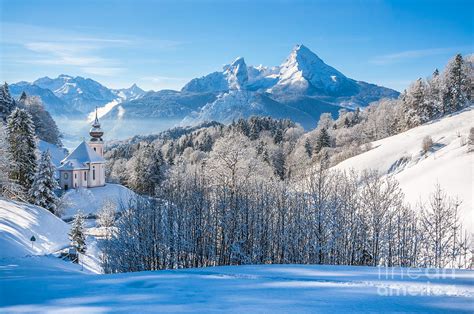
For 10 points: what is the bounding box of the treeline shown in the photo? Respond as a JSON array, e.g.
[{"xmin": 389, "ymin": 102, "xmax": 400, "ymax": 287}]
[
  {"xmin": 0, "ymin": 83, "xmax": 62, "ymax": 146},
  {"xmin": 0, "ymin": 89, "xmax": 60, "ymax": 213},
  {"xmin": 100, "ymin": 53, "xmax": 473, "ymax": 273},
  {"xmin": 101, "ymin": 163, "xmax": 471, "ymax": 273},
  {"xmin": 106, "ymin": 54, "xmax": 472, "ymax": 188}
]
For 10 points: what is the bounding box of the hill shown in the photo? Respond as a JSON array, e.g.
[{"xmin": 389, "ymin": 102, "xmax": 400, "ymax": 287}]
[{"xmin": 334, "ymin": 107, "xmax": 474, "ymax": 231}]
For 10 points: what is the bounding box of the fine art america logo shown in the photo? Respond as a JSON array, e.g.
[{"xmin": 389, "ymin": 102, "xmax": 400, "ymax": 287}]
[{"xmin": 377, "ymin": 267, "xmax": 458, "ymax": 297}]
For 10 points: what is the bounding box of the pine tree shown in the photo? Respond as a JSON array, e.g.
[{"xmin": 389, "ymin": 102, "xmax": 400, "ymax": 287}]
[
  {"xmin": 443, "ymin": 54, "xmax": 469, "ymax": 113},
  {"xmin": 315, "ymin": 128, "xmax": 331, "ymax": 153},
  {"xmin": 29, "ymin": 150, "xmax": 59, "ymax": 214},
  {"xmin": 6, "ymin": 108, "xmax": 37, "ymax": 193},
  {"xmin": 468, "ymin": 127, "xmax": 474, "ymax": 153},
  {"xmin": 69, "ymin": 211, "xmax": 87, "ymax": 254},
  {"xmin": 0, "ymin": 82, "xmax": 15, "ymax": 122},
  {"xmin": 304, "ymin": 138, "xmax": 312, "ymax": 158},
  {"xmin": 427, "ymin": 69, "xmax": 442, "ymax": 117}
]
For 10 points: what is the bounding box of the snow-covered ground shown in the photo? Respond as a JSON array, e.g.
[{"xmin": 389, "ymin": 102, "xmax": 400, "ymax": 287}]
[
  {"xmin": 334, "ymin": 108, "xmax": 474, "ymax": 232},
  {"xmin": 0, "ymin": 199, "xmax": 69, "ymax": 258},
  {"xmin": 0, "ymin": 260, "xmax": 473, "ymax": 313},
  {"xmin": 61, "ymin": 183, "xmax": 136, "ymax": 218},
  {"xmin": 1, "ymin": 191, "xmax": 473, "ymax": 312},
  {"xmin": 37, "ymin": 140, "xmax": 68, "ymax": 167}
]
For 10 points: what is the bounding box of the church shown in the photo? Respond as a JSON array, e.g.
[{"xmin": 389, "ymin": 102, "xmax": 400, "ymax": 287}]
[{"xmin": 58, "ymin": 110, "xmax": 106, "ymax": 190}]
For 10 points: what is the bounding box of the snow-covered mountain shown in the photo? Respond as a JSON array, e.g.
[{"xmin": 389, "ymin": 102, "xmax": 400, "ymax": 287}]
[
  {"xmin": 112, "ymin": 83, "xmax": 146, "ymax": 101},
  {"xmin": 9, "ymin": 81, "xmax": 79, "ymax": 116},
  {"xmin": 10, "ymin": 76, "xmax": 146, "ymax": 117},
  {"xmin": 110, "ymin": 44, "xmax": 398, "ymax": 129}
]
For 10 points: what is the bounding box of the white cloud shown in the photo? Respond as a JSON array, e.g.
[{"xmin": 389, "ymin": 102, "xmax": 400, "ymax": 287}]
[
  {"xmin": 370, "ymin": 47, "xmax": 463, "ymax": 65},
  {"xmin": 0, "ymin": 22, "xmax": 183, "ymax": 81}
]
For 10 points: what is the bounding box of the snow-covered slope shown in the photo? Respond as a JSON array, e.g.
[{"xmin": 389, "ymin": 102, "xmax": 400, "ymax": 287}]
[
  {"xmin": 334, "ymin": 108, "xmax": 474, "ymax": 231},
  {"xmin": 61, "ymin": 183, "xmax": 136, "ymax": 218},
  {"xmin": 0, "ymin": 199, "xmax": 69, "ymax": 258},
  {"xmin": 37, "ymin": 140, "xmax": 69, "ymax": 168},
  {"xmin": 1, "ymin": 262, "xmax": 472, "ymax": 313}
]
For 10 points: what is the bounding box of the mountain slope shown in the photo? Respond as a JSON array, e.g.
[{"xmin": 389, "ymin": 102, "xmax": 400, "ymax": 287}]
[
  {"xmin": 9, "ymin": 82, "xmax": 79, "ymax": 116},
  {"xmin": 334, "ymin": 107, "xmax": 474, "ymax": 231}
]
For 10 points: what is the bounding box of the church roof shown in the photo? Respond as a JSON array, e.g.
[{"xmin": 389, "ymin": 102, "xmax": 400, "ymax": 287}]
[{"xmin": 58, "ymin": 141, "xmax": 105, "ymax": 171}]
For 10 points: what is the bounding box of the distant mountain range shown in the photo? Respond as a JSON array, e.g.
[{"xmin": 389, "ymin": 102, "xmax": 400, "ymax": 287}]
[
  {"xmin": 10, "ymin": 44, "xmax": 399, "ymax": 130},
  {"xmin": 10, "ymin": 75, "xmax": 146, "ymax": 116}
]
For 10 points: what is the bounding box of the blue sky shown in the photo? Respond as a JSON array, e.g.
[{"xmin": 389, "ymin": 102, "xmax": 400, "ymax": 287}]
[{"xmin": 0, "ymin": 0, "xmax": 472, "ymax": 91}]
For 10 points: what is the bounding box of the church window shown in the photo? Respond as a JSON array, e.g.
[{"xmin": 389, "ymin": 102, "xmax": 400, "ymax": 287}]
[
  {"xmin": 64, "ymin": 173, "xmax": 68, "ymax": 179},
  {"xmin": 74, "ymin": 173, "xmax": 77, "ymax": 179},
  {"xmin": 84, "ymin": 172, "xmax": 87, "ymax": 180},
  {"xmin": 93, "ymin": 166, "xmax": 96, "ymax": 180}
]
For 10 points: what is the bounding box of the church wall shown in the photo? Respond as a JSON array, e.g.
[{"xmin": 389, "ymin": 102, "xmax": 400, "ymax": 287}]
[{"xmin": 59, "ymin": 170, "xmax": 73, "ymax": 191}]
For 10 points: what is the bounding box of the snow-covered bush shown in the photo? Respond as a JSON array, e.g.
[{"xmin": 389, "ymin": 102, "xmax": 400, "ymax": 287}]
[{"xmin": 421, "ymin": 136, "xmax": 434, "ymax": 154}]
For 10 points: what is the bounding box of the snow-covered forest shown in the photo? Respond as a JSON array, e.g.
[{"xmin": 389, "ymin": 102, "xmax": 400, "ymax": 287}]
[
  {"xmin": 0, "ymin": 53, "xmax": 472, "ymax": 277},
  {"xmin": 100, "ymin": 54, "xmax": 473, "ymax": 273}
]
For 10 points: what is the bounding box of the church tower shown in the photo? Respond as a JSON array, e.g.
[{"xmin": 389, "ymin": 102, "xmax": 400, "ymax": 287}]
[{"xmin": 89, "ymin": 108, "xmax": 104, "ymax": 157}]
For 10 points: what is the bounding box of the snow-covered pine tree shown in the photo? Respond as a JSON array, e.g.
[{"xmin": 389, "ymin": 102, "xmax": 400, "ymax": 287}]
[
  {"xmin": 314, "ymin": 127, "xmax": 331, "ymax": 153},
  {"xmin": 468, "ymin": 127, "xmax": 474, "ymax": 153},
  {"xmin": 443, "ymin": 54, "xmax": 470, "ymax": 113},
  {"xmin": 69, "ymin": 210, "xmax": 87, "ymax": 254},
  {"xmin": 0, "ymin": 82, "xmax": 15, "ymax": 122},
  {"xmin": 29, "ymin": 150, "xmax": 59, "ymax": 215},
  {"xmin": 426, "ymin": 69, "xmax": 443, "ymax": 117},
  {"xmin": 402, "ymin": 78, "xmax": 427, "ymax": 128},
  {"xmin": 6, "ymin": 108, "xmax": 37, "ymax": 194}
]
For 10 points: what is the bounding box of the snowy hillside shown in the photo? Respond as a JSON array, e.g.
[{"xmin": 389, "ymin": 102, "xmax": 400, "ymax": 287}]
[
  {"xmin": 334, "ymin": 107, "xmax": 474, "ymax": 231},
  {"xmin": 61, "ymin": 183, "xmax": 136, "ymax": 218},
  {"xmin": 0, "ymin": 199, "xmax": 69, "ymax": 258},
  {"xmin": 1, "ymin": 262, "xmax": 473, "ymax": 313}
]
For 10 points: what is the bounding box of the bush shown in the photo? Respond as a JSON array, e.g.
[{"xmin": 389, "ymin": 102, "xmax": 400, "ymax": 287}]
[{"xmin": 422, "ymin": 136, "xmax": 433, "ymax": 154}]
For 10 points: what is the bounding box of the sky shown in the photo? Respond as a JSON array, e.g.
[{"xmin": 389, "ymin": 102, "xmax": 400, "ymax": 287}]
[{"xmin": 0, "ymin": 0, "xmax": 472, "ymax": 92}]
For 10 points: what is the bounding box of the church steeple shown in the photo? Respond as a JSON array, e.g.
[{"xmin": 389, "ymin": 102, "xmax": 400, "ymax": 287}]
[{"xmin": 89, "ymin": 107, "xmax": 104, "ymax": 142}]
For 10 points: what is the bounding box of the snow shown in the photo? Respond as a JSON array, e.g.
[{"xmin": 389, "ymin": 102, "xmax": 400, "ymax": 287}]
[
  {"xmin": 0, "ymin": 260, "xmax": 472, "ymax": 313},
  {"xmin": 61, "ymin": 183, "xmax": 136, "ymax": 218},
  {"xmin": 58, "ymin": 141, "xmax": 105, "ymax": 170},
  {"xmin": 334, "ymin": 108, "xmax": 474, "ymax": 231},
  {"xmin": 37, "ymin": 140, "xmax": 68, "ymax": 168},
  {"xmin": 0, "ymin": 198, "xmax": 69, "ymax": 258}
]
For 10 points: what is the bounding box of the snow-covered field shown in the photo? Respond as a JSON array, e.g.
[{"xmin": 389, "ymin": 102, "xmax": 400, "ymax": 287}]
[
  {"xmin": 1, "ymin": 259, "xmax": 473, "ymax": 313},
  {"xmin": 334, "ymin": 108, "xmax": 474, "ymax": 231},
  {"xmin": 61, "ymin": 183, "xmax": 136, "ymax": 218}
]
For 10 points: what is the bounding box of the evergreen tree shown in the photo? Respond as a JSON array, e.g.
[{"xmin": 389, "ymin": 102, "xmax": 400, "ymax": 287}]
[
  {"xmin": 304, "ymin": 138, "xmax": 312, "ymax": 158},
  {"xmin": 427, "ymin": 69, "xmax": 442, "ymax": 117},
  {"xmin": 0, "ymin": 82, "xmax": 15, "ymax": 122},
  {"xmin": 468, "ymin": 127, "xmax": 474, "ymax": 153},
  {"xmin": 29, "ymin": 150, "xmax": 59, "ymax": 214},
  {"xmin": 402, "ymin": 78, "xmax": 427, "ymax": 128},
  {"xmin": 443, "ymin": 54, "xmax": 470, "ymax": 113},
  {"xmin": 6, "ymin": 108, "xmax": 37, "ymax": 193},
  {"xmin": 315, "ymin": 128, "xmax": 331, "ymax": 153},
  {"xmin": 69, "ymin": 210, "xmax": 87, "ymax": 254}
]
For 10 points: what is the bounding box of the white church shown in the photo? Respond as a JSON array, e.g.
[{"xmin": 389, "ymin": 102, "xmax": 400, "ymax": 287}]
[{"xmin": 58, "ymin": 110, "xmax": 106, "ymax": 190}]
